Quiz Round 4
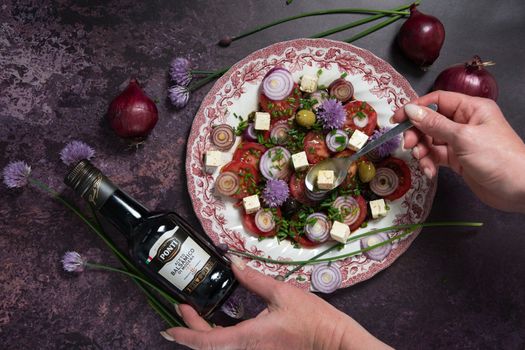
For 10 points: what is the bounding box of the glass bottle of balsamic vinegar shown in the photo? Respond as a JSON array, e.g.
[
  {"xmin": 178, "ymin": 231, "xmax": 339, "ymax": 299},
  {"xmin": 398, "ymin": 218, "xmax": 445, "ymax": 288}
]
[{"xmin": 65, "ymin": 160, "xmax": 237, "ymax": 317}]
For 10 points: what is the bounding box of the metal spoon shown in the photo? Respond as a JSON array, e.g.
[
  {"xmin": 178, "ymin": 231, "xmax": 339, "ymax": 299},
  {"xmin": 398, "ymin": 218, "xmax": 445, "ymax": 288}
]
[{"xmin": 304, "ymin": 104, "xmax": 437, "ymax": 192}]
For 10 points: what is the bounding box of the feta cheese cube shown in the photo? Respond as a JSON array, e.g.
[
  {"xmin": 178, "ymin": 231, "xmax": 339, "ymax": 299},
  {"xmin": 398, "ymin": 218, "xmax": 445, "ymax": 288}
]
[
  {"xmin": 369, "ymin": 199, "xmax": 388, "ymax": 219},
  {"xmin": 348, "ymin": 129, "xmax": 369, "ymax": 151},
  {"xmin": 242, "ymin": 194, "xmax": 260, "ymax": 214},
  {"xmin": 204, "ymin": 150, "xmax": 224, "ymax": 174},
  {"xmin": 291, "ymin": 151, "xmax": 309, "ymax": 172},
  {"xmin": 330, "ymin": 221, "xmax": 350, "ymax": 243},
  {"xmin": 254, "ymin": 112, "xmax": 271, "ymax": 131},
  {"xmin": 317, "ymin": 170, "xmax": 335, "ymax": 190},
  {"xmin": 300, "ymin": 74, "xmax": 318, "ymax": 93}
]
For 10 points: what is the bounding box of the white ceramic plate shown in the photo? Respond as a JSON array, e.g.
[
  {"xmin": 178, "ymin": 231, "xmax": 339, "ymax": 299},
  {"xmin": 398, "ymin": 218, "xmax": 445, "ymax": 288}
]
[{"xmin": 186, "ymin": 38, "xmax": 437, "ymax": 290}]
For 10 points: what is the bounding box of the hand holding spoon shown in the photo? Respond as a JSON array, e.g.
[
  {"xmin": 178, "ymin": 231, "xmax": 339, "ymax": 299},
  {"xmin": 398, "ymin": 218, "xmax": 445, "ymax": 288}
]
[{"xmin": 305, "ymin": 104, "xmax": 437, "ymax": 192}]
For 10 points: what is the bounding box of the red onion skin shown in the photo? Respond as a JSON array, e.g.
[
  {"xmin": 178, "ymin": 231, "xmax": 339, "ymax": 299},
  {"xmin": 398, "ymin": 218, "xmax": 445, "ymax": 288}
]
[
  {"xmin": 433, "ymin": 56, "xmax": 498, "ymax": 101},
  {"xmin": 397, "ymin": 5, "xmax": 445, "ymax": 67},
  {"xmin": 107, "ymin": 79, "xmax": 158, "ymax": 139}
]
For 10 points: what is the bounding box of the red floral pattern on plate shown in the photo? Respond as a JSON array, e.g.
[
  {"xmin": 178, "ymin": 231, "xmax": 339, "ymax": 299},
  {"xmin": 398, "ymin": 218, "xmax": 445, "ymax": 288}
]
[{"xmin": 186, "ymin": 39, "xmax": 437, "ymax": 291}]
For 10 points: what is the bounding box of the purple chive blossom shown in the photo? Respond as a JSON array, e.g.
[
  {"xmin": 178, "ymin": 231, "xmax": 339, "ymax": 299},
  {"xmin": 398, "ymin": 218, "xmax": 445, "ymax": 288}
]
[
  {"xmin": 168, "ymin": 85, "xmax": 190, "ymax": 109},
  {"xmin": 61, "ymin": 251, "xmax": 86, "ymax": 273},
  {"xmin": 3, "ymin": 160, "xmax": 31, "ymax": 188},
  {"xmin": 169, "ymin": 57, "xmax": 192, "ymax": 86},
  {"xmin": 370, "ymin": 127, "xmax": 400, "ymax": 157},
  {"xmin": 317, "ymin": 99, "xmax": 346, "ymax": 130},
  {"xmin": 262, "ymin": 179, "xmax": 289, "ymax": 207},
  {"xmin": 60, "ymin": 140, "xmax": 95, "ymax": 166}
]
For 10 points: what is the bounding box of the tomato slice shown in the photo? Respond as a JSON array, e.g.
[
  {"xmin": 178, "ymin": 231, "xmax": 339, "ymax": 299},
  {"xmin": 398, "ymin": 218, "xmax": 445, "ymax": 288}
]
[
  {"xmin": 289, "ymin": 171, "xmax": 315, "ymax": 206},
  {"xmin": 259, "ymin": 83, "xmax": 302, "ymax": 120},
  {"xmin": 242, "ymin": 209, "xmax": 281, "ymax": 237},
  {"xmin": 232, "ymin": 142, "xmax": 267, "ymax": 168},
  {"xmin": 378, "ymin": 157, "xmax": 412, "ymax": 201},
  {"xmin": 348, "ymin": 195, "xmax": 368, "ymax": 231},
  {"xmin": 303, "ymin": 131, "xmax": 330, "ymax": 164},
  {"xmin": 221, "ymin": 161, "xmax": 260, "ymax": 199},
  {"xmin": 293, "ymin": 234, "xmax": 322, "ymax": 248},
  {"xmin": 343, "ymin": 100, "xmax": 377, "ymax": 136}
]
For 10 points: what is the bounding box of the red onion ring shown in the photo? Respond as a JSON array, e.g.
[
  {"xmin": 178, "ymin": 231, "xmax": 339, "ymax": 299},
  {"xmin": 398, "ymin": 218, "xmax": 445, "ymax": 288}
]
[
  {"xmin": 211, "ymin": 124, "xmax": 235, "ymax": 150},
  {"xmin": 310, "ymin": 263, "xmax": 342, "ymax": 293},
  {"xmin": 353, "ymin": 115, "xmax": 369, "ymax": 128},
  {"xmin": 259, "ymin": 146, "xmax": 291, "ymax": 180},
  {"xmin": 309, "ymin": 90, "xmax": 329, "ymax": 110},
  {"xmin": 242, "ymin": 123, "xmax": 257, "ymax": 142},
  {"xmin": 255, "ymin": 209, "xmax": 275, "ymax": 232},
  {"xmin": 304, "ymin": 213, "xmax": 331, "ymax": 243},
  {"xmin": 215, "ymin": 171, "xmax": 240, "ymax": 197},
  {"xmin": 328, "ymin": 78, "xmax": 354, "ymax": 103},
  {"xmin": 325, "ymin": 129, "xmax": 349, "ymax": 152},
  {"xmin": 360, "ymin": 232, "xmax": 392, "ymax": 261},
  {"xmin": 370, "ymin": 167, "xmax": 399, "ymax": 197},
  {"xmin": 333, "ymin": 196, "xmax": 360, "ymax": 226},
  {"xmin": 262, "ymin": 68, "xmax": 294, "ymax": 101},
  {"xmin": 270, "ymin": 120, "xmax": 291, "ymax": 145}
]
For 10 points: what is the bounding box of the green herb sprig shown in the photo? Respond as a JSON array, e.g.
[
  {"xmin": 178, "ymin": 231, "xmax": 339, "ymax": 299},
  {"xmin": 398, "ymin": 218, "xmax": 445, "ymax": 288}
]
[{"xmin": 229, "ymin": 221, "xmax": 483, "ymax": 269}]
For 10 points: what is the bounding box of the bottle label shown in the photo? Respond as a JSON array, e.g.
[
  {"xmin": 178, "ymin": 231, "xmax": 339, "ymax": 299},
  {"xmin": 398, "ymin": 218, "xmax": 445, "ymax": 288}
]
[{"xmin": 147, "ymin": 226, "xmax": 213, "ymax": 293}]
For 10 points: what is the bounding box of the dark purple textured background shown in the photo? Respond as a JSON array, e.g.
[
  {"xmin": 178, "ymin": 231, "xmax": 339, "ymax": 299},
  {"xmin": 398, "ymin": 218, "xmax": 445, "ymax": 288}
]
[{"xmin": 1, "ymin": 1, "xmax": 524, "ymax": 349}]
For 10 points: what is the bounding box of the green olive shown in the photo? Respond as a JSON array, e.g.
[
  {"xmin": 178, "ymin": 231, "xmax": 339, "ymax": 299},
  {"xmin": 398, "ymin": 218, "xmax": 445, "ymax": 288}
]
[
  {"xmin": 295, "ymin": 109, "xmax": 316, "ymax": 128},
  {"xmin": 358, "ymin": 161, "xmax": 376, "ymax": 183}
]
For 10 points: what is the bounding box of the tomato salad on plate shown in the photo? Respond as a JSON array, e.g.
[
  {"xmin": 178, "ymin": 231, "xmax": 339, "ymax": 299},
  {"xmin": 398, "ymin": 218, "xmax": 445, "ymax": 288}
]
[{"xmin": 206, "ymin": 67, "xmax": 411, "ymax": 251}]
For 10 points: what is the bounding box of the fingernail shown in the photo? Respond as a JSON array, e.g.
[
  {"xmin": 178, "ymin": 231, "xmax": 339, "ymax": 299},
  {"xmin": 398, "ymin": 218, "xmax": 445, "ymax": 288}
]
[
  {"xmin": 229, "ymin": 254, "xmax": 245, "ymax": 270},
  {"xmin": 389, "ymin": 116, "xmax": 395, "ymax": 124},
  {"xmin": 412, "ymin": 146, "xmax": 420, "ymax": 159},
  {"xmin": 405, "ymin": 104, "xmax": 427, "ymax": 122},
  {"xmin": 428, "ymin": 103, "xmax": 438, "ymax": 112},
  {"xmin": 423, "ymin": 167, "xmax": 433, "ymax": 179},
  {"xmin": 160, "ymin": 331, "xmax": 175, "ymax": 342},
  {"xmin": 174, "ymin": 303, "xmax": 182, "ymax": 317}
]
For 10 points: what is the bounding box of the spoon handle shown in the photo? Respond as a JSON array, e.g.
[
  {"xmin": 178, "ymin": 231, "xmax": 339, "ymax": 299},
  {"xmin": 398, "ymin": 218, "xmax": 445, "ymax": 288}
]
[
  {"xmin": 351, "ymin": 119, "xmax": 413, "ymax": 161},
  {"xmin": 351, "ymin": 103, "xmax": 437, "ymax": 161}
]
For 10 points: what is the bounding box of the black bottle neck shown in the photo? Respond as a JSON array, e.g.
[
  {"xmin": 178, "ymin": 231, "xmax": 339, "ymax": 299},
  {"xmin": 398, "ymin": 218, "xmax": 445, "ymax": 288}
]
[
  {"xmin": 64, "ymin": 160, "xmax": 151, "ymax": 237},
  {"xmin": 98, "ymin": 189, "xmax": 150, "ymax": 237}
]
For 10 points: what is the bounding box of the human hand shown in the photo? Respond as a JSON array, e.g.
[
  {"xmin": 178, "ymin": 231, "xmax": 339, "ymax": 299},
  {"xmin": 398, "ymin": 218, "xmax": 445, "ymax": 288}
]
[
  {"xmin": 161, "ymin": 256, "xmax": 391, "ymax": 350},
  {"xmin": 392, "ymin": 90, "xmax": 525, "ymax": 213}
]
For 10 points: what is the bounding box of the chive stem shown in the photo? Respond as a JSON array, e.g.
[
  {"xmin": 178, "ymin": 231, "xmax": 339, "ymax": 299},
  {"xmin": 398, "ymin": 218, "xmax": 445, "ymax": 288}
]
[
  {"xmin": 310, "ymin": 3, "xmax": 413, "ymax": 38},
  {"xmin": 87, "ymin": 263, "xmax": 180, "ymax": 305},
  {"xmin": 189, "ymin": 2, "xmax": 418, "ymax": 91},
  {"xmin": 147, "ymin": 299, "xmax": 179, "ymax": 327},
  {"xmin": 229, "ymin": 8, "xmax": 410, "ymax": 42},
  {"xmin": 344, "ymin": 14, "xmax": 404, "ymax": 43},
  {"xmin": 283, "ymin": 243, "xmax": 343, "ymax": 279},
  {"xmin": 189, "ymin": 67, "xmax": 229, "ymax": 91},
  {"xmin": 191, "ymin": 70, "xmax": 219, "ymax": 75},
  {"xmin": 230, "ymin": 221, "xmax": 483, "ymax": 266}
]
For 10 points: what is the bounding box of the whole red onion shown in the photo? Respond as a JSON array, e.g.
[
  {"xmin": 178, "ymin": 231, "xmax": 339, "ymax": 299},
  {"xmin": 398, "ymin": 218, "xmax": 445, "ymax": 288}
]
[
  {"xmin": 106, "ymin": 79, "xmax": 158, "ymax": 139},
  {"xmin": 397, "ymin": 4, "xmax": 445, "ymax": 67},
  {"xmin": 433, "ymin": 56, "xmax": 498, "ymax": 101}
]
